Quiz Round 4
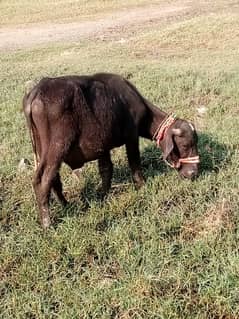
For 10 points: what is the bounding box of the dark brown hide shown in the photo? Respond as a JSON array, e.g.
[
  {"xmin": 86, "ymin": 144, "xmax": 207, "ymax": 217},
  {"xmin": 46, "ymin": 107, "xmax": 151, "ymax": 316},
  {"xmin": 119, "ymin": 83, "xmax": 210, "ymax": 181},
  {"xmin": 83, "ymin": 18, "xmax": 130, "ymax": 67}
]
[{"xmin": 23, "ymin": 73, "xmax": 199, "ymax": 228}]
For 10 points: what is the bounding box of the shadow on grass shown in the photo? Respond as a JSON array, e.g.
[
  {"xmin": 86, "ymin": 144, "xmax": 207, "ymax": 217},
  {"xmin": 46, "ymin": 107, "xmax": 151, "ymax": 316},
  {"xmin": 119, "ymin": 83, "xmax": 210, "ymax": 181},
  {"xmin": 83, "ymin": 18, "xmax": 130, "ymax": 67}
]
[
  {"xmin": 197, "ymin": 132, "xmax": 234, "ymax": 174},
  {"xmin": 140, "ymin": 132, "xmax": 233, "ymax": 177},
  {"xmin": 109, "ymin": 143, "xmax": 168, "ymax": 188},
  {"xmin": 80, "ymin": 132, "xmax": 233, "ymax": 196},
  {"xmin": 54, "ymin": 132, "xmax": 233, "ymax": 226},
  {"xmin": 53, "ymin": 178, "xmax": 107, "ymax": 226}
]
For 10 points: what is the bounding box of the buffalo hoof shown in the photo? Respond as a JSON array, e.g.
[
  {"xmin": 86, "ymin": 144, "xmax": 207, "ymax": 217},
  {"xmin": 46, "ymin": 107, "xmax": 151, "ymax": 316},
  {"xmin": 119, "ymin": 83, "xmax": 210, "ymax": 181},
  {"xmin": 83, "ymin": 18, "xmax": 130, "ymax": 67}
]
[
  {"xmin": 41, "ymin": 216, "xmax": 51, "ymax": 229},
  {"xmin": 134, "ymin": 179, "xmax": 145, "ymax": 190}
]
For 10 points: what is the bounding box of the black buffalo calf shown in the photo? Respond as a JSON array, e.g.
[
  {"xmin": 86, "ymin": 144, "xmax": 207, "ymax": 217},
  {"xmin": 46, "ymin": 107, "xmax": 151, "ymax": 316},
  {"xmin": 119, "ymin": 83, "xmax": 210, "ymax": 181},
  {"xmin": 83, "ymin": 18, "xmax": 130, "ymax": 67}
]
[{"xmin": 23, "ymin": 73, "xmax": 199, "ymax": 228}]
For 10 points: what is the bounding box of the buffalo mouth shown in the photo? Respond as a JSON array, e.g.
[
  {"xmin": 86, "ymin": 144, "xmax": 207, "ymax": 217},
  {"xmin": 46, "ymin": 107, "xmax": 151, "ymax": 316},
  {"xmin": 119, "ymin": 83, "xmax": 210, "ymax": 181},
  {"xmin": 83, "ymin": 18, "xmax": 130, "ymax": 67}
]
[{"xmin": 179, "ymin": 168, "xmax": 198, "ymax": 180}]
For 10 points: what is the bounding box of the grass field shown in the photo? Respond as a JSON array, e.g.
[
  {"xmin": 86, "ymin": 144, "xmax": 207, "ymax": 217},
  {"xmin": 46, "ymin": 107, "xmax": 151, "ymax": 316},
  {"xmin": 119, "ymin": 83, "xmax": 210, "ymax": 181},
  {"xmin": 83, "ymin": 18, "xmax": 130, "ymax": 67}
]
[{"xmin": 0, "ymin": 1, "xmax": 239, "ymax": 318}]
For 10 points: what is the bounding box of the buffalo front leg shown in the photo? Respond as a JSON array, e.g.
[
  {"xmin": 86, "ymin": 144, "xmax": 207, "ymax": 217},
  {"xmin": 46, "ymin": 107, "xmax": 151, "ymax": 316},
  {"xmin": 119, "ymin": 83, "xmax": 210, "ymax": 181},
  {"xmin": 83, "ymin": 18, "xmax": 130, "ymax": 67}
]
[
  {"xmin": 98, "ymin": 152, "xmax": 113, "ymax": 197},
  {"xmin": 126, "ymin": 139, "xmax": 145, "ymax": 190},
  {"xmin": 52, "ymin": 172, "xmax": 68, "ymax": 206},
  {"xmin": 52, "ymin": 173, "xmax": 68, "ymax": 206}
]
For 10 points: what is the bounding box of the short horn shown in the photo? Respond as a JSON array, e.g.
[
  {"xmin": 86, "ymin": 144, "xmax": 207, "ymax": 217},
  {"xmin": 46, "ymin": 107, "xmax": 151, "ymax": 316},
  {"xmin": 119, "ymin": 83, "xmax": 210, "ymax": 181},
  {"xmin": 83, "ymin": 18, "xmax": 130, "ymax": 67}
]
[{"xmin": 172, "ymin": 128, "xmax": 182, "ymax": 136}]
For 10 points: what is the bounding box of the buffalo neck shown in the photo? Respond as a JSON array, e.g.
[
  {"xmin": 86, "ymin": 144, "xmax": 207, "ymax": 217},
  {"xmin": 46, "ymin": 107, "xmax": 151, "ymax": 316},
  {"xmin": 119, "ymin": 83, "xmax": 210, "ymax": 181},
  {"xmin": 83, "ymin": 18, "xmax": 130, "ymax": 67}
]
[{"xmin": 141, "ymin": 99, "xmax": 168, "ymax": 140}]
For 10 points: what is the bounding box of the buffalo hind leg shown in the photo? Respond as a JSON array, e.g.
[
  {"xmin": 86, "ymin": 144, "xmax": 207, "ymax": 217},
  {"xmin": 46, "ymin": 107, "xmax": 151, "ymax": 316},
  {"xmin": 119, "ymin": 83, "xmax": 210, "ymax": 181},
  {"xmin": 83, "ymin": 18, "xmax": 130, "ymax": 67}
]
[
  {"xmin": 33, "ymin": 155, "xmax": 62, "ymax": 229},
  {"xmin": 52, "ymin": 173, "xmax": 68, "ymax": 206},
  {"xmin": 33, "ymin": 162, "xmax": 49, "ymax": 229},
  {"xmin": 126, "ymin": 139, "xmax": 145, "ymax": 189},
  {"xmin": 98, "ymin": 152, "xmax": 113, "ymax": 198}
]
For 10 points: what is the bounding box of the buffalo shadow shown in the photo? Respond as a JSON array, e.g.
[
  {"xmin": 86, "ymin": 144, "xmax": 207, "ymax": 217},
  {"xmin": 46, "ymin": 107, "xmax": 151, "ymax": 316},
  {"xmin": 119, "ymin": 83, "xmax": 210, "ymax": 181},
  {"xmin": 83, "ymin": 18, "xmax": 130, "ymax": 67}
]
[
  {"xmin": 111, "ymin": 132, "xmax": 233, "ymax": 184},
  {"xmin": 196, "ymin": 132, "xmax": 234, "ymax": 174},
  {"xmin": 55, "ymin": 132, "xmax": 233, "ymax": 224}
]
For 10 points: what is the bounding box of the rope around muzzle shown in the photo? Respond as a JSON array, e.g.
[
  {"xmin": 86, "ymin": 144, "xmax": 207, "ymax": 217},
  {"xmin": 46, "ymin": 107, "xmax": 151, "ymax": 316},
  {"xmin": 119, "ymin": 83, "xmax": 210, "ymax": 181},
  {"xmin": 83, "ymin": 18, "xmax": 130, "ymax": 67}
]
[
  {"xmin": 153, "ymin": 114, "xmax": 200, "ymax": 168},
  {"xmin": 178, "ymin": 156, "xmax": 200, "ymax": 164}
]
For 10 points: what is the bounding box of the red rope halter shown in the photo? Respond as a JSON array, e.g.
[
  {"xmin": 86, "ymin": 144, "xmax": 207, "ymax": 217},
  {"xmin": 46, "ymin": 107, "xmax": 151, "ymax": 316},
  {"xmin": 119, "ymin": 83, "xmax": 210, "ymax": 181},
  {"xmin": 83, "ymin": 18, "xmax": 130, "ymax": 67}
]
[
  {"xmin": 153, "ymin": 114, "xmax": 200, "ymax": 168},
  {"xmin": 153, "ymin": 113, "xmax": 176, "ymax": 146}
]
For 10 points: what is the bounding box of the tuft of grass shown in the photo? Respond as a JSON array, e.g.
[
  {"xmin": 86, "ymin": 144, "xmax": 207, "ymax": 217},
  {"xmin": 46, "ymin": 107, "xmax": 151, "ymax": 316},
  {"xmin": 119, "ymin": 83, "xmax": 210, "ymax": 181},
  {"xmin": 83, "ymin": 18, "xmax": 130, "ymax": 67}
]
[{"xmin": 1, "ymin": 1, "xmax": 239, "ymax": 318}]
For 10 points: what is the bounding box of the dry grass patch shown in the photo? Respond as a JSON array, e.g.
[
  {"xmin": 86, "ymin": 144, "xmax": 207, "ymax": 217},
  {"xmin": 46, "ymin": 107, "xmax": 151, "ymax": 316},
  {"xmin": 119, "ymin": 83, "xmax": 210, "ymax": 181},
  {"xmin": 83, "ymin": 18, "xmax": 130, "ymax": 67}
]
[
  {"xmin": 182, "ymin": 199, "xmax": 235, "ymax": 241},
  {"xmin": 129, "ymin": 12, "xmax": 239, "ymax": 59},
  {"xmin": 116, "ymin": 308, "xmax": 147, "ymax": 319}
]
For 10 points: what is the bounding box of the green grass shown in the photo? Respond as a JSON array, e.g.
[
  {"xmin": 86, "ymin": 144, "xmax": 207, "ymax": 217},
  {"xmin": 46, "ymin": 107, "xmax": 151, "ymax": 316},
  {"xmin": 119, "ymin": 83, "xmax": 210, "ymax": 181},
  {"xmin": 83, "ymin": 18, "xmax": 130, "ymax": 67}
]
[{"xmin": 1, "ymin": 1, "xmax": 239, "ymax": 318}]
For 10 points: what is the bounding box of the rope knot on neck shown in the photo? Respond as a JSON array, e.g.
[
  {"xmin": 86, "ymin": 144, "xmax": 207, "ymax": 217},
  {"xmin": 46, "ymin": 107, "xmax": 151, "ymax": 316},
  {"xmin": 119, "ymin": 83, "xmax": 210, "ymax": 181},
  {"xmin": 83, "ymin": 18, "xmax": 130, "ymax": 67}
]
[{"xmin": 153, "ymin": 113, "xmax": 176, "ymax": 146}]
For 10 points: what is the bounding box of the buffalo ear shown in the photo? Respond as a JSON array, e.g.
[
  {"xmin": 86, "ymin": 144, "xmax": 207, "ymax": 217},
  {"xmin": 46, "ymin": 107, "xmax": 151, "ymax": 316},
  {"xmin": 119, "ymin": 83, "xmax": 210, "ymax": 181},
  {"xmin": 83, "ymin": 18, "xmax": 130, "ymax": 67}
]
[{"xmin": 162, "ymin": 133, "xmax": 174, "ymax": 160}]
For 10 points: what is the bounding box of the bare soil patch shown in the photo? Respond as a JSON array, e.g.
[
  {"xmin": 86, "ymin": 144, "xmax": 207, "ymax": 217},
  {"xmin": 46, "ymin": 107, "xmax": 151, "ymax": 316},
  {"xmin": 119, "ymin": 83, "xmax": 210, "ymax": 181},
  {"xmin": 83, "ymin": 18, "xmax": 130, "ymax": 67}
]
[{"xmin": 0, "ymin": 3, "xmax": 189, "ymax": 50}]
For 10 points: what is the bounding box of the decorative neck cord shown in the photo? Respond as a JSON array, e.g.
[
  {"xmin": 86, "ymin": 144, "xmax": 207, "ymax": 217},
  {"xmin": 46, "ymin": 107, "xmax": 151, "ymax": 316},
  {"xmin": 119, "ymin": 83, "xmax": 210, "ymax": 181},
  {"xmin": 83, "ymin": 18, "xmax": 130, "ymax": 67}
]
[
  {"xmin": 153, "ymin": 114, "xmax": 200, "ymax": 168},
  {"xmin": 153, "ymin": 113, "xmax": 176, "ymax": 146}
]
